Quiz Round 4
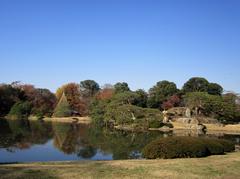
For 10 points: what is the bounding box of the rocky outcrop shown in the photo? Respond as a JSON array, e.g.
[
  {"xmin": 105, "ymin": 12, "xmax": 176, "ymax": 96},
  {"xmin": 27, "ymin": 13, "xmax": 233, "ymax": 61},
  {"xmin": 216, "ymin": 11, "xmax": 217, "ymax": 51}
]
[
  {"xmin": 164, "ymin": 107, "xmax": 220, "ymax": 124},
  {"xmin": 196, "ymin": 117, "xmax": 219, "ymax": 124},
  {"xmin": 166, "ymin": 107, "xmax": 189, "ymax": 119},
  {"xmin": 175, "ymin": 117, "xmax": 199, "ymax": 124}
]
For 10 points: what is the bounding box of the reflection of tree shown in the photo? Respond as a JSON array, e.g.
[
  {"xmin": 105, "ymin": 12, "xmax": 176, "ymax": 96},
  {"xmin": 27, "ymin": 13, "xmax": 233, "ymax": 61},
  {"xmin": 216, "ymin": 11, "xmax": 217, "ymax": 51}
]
[
  {"xmin": 0, "ymin": 119, "xmax": 15, "ymax": 148},
  {"xmin": 52, "ymin": 122, "xmax": 71, "ymax": 152},
  {"xmin": 52, "ymin": 122, "xmax": 96, "ymax": 156},
  {"xmin": 86, "ymin": 125, "xmax": 168, "ymax": 160},
  {"xmin": 1, "ymin": 119, "xmax": 173, "ymax": 160},
  {"xmin": 77, "ymin": 146, "xmax": 97, "ymax": 159},
  {"xmin": 0, "ymin": 119, "xmax": 53, "ymax": 151}
]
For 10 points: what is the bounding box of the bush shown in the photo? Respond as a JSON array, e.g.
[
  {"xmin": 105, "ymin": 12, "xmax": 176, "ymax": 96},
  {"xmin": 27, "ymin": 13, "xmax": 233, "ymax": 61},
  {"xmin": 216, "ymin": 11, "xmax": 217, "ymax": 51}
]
[
  {"xmin": 142, "ymin": 137, "xmax": 235, "ymax": 159},
  {"xmin": 215, "ymin": 139, "xmax": 235, "ymax": 152},
  {"xmin": 8, "ymin": 101, "xmax": 32, "ymax": 118},
  {"xmin": 184, "ymin": 92, "xmax": 240, "ymax": 122},
  {"xmin": 53, "ymin": 93, "xmax": 71, "ymax": 117},
  {"xmin": 104, "ymin": 104, "xmax": 163, "ymax": 126},
  {"xmin": 148, "ymin": 120, "xmax": 162, "ymax": 128},
  {"xmin": 200, "ymin": 138, "xmax": 224, "ymax": 155},
  {"xmin": 90, "ymin": 99, "xmax": 109, "ymax": 124},
  {"xmin": 148, "ymin": 121, "xmax": 173, "ymax": 128}
]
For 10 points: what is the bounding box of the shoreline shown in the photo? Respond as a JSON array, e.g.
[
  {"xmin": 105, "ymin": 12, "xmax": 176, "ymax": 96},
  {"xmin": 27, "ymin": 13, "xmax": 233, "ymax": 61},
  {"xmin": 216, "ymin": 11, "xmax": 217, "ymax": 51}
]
[
  {"xmin": 3, "ymin": 117, "xmax": 240, "ymax": 134},
  {"xmin": 114, "ymin": 122, "xmax": 240, "ymax": 134},
  {"xmin": 43, "ymin": 117, "xmax": 91, "ymax": 124}
]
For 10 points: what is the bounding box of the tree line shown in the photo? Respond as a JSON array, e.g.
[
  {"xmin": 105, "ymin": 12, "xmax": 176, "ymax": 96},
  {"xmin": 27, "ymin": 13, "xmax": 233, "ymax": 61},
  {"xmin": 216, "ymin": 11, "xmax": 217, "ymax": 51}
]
[{"xmin": 0, "ymin": 77, "xmax": 239, "ymax": 123}]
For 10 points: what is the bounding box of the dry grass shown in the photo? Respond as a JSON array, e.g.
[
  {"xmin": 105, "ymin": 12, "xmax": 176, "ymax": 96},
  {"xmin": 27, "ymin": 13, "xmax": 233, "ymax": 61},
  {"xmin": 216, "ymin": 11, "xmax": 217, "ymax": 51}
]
[
  {"xmin": 0, "ymin": 152, "xmax": 240, "ymax": 179},
  {"xmin": 205, "ymin": 123, "xmax": 240, "ymax": 133}
]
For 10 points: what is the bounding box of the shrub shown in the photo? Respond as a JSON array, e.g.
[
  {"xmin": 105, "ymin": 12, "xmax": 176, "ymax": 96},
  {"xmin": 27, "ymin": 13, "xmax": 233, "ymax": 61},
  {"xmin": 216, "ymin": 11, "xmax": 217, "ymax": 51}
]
[
  {"xmin": 53, "ymin": 93, "xmax": 71, "ymax": 117},
  {"xmin": 148, "ymin": 120, "xmax": 162, "ymax": 128},
  {"xmin": 200, "ymin": 138, "xmax": 224, "ymax": 155},
  {"xmin": 148, "ymin": 121, "xmax": 173, "ymax": 129},
  {"xmin": 104, "ymin": 104, "xmax": 163, "ymax": 126},
  {"xmin": 90, "ymin": 99, "xmax": 109, "ymax": 124},
  {"xmin": 215, "ymin": 139, "xmax": 235, "ymax": 152},
  {"xmin": 142, "ymin": 136, "xmax": 235, "ymax": 159},
  {"xmin": 8, "ymin": 101, "xmax": 32, "ymax": 118}
]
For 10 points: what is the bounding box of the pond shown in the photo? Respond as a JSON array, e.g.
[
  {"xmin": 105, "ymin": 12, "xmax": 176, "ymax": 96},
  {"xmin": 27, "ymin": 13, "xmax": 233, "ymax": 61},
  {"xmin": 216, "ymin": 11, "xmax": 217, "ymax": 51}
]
[{"xmin": 0, "ymin": 118, "xmax": 239, "ymax": 163}]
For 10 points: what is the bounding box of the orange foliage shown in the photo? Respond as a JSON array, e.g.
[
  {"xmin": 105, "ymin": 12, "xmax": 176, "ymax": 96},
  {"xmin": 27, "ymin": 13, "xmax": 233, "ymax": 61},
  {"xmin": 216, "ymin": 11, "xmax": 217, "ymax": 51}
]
[
  {"xmin": 96, "ymin": 88, "xmax": 114, "ymax": 100},
  {"xmin": 56, "ymin": 83, "xmax": 87, "ymax": 116}
]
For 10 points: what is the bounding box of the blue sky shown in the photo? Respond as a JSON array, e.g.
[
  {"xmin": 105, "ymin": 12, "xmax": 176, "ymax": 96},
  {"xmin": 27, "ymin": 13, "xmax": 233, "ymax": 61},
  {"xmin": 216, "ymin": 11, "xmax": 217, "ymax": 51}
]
[{"xmin": 0, "ymin": 0, "xmax": 240, "ymax": 93}]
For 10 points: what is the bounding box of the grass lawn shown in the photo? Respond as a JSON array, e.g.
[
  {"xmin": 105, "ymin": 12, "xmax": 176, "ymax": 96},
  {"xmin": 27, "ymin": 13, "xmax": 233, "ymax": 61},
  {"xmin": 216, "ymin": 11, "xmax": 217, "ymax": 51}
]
[{"xmin": 0, "ymin": 152, "xmax": 240, "ymax": 179}]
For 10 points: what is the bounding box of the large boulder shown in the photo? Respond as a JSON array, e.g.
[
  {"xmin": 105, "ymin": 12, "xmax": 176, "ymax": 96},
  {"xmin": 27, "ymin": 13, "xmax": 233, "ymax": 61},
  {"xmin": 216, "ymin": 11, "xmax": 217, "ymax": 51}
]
[
  {"xmin": 166, "ymin": 107, "xmax": 188, "ymax": 118},
  {"xmin": 196, "ymin": 117, "xmax": 219, "ymax": 124},
  {"xmin": 175, "ymin": 117, "xmax": 199, "ymax": 124}
]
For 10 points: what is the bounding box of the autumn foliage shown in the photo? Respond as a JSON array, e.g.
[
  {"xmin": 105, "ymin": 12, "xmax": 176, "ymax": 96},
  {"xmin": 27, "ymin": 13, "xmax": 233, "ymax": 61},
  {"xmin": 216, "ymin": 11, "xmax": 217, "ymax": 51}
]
[
  {"xmin": 96, "ymin": 88, "xmax": 114, "ymax": 100},
  {"xmin": 55, "ymin": 83, "xmax": 87, "ymax": 116},
  {"xmin": 161, "ymin": 95, "xmax": 181, "ymax": 110}
]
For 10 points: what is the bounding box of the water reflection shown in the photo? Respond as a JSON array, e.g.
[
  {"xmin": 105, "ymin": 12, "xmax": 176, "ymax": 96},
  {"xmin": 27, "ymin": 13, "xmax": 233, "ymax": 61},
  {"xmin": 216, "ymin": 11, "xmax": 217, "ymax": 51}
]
[
  {"xmin": 0, "ymin": 119, "xmax": 52, "ymax": 152},
  {"xmin": 0, "ymin": 118, "xmax": 239, "ymax": 162}
]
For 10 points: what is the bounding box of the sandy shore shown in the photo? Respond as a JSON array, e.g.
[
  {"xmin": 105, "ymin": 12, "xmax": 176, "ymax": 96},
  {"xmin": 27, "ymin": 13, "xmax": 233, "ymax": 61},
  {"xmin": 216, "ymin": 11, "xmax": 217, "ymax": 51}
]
[{"xmin": 44, "ymin": 117, "xmax": 91, "ymax": 124}]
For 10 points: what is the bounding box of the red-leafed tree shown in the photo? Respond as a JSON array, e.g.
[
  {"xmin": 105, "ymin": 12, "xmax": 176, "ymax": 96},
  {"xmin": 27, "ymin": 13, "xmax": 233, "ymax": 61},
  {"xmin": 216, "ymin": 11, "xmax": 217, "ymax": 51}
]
[
  {"xmin": 19, "ymin": 84, "xmax": 56, "ymax": 116},
  {"xmin": 56, "ymin": 83, "xmax": 87, "ymax": 116},
  {"xmin": 96, "ymin": 88, "xmax": 114, "ymax": 100},
  {"xmin": 161, "ymin": 95, "xmax": 181, "ymax": 110}
]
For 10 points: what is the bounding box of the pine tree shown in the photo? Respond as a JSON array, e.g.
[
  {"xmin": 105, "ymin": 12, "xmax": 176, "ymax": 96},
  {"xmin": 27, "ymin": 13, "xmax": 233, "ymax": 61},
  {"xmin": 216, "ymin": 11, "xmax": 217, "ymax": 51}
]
[{"xmin": 53, "ymin": 93, "xmax": 72, "ymax": 117}]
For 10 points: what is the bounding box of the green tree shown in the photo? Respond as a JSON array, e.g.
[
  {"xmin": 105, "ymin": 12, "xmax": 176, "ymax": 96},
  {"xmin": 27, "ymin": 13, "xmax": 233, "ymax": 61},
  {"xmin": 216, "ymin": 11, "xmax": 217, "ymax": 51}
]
[
  {"xmin": 0, "ymin": 84, "xmax": 25, "ymax": 116},
  {"xmin": 114, "ymin": 82, "xmax": 130, "ymax": 93},
  {"xmin": 208, "ymin": 83, "xmax": 223, "ymax": 95},
  {"xmin": 80, "ymin": 80, "xmax": 100, "ymax": 98},
  {"xmin": 8, "ymin": 101, "xmax": 32, "ymax": 118},
  {"xmin": 135, "ymin": 89, "xmax": 148, "ymax": 108},
  {"xmin": 184, "ymin": 92, "xmax": 239, "ymax": 122},
  {"xmin": 90, "ymin": 98, "xmax": 110, "ymax": 124},
  {"xmin": 110, "ymin": 91, "xmax": 141, "ymax": 106},
  {"xmin": 147, "ymin": 81, "xmax": 178, "ymax": 109},
  {"xmin": 53, "ymin": 93, "xmax": 72, "ymax": 117},
  {"xmin": 56, "ymin": 83, "xmax": 86, "ymax": 115},
  {"xmin": 183, "ymin": 77, "xmax": 209, "ymax": 93},
  {"xmin": 184, "ymin": 92, "xmax": 221, "ymax": 116}
]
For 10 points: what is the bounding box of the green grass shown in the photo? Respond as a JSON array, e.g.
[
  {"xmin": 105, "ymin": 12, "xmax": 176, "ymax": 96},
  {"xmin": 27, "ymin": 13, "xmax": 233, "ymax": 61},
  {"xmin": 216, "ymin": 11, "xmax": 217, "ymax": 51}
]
[{"xmin": 0, "ymin": 152, "xmax": 240, "ymax": 179}]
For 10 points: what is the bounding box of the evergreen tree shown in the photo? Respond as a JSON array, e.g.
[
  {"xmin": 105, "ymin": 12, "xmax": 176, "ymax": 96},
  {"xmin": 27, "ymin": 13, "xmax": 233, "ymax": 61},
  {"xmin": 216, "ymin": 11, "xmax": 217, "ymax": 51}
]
[{"xmin": 53, "ymin": 93, "xmax": 72, "ymax": 117}]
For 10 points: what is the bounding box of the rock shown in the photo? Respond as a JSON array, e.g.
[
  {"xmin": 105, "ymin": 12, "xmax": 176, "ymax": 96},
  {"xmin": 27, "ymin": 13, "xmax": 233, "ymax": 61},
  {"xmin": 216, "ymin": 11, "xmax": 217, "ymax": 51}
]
[
  {"xmin": 197, "ymin": 124, "xmax": 207, "ymax": 131},
  {"xmin": 166, "ymin": 107, "xmax": 219, "ymax": 124},
  {"xmin": 187, "ymin": 124, "xmax": 206, "ymax": 132},
  {"xmin": 167, "ymin": 107, "xmax": 188, "ymax": 119},
  {"xmin": 196, "ymin": 117, "xmax": 219, "ymax": 124},
  {"xmin": 235, "ymin": 145, "xmax": 240, "ymax": 152},
  {"xmin": 185, "ymin": 108, "xmax": 191, "ymax": 118},
  {"xmin": 190, "ymin": 118, "xmax": 200, "ymax": 125},
  {"xmin": 162, "ymin": 110, "xmax": 169, "ymax": 123},
  {"xmin": 175, "ymin": 117, "xmax": 199, "ymax": 125},
  {"xmin": 158, "ymin": 126, "xmax": 171, "ymax": 132},
  {"xmin": 176, "ymin": 118, "xmax": 191, "ymax": 123}
]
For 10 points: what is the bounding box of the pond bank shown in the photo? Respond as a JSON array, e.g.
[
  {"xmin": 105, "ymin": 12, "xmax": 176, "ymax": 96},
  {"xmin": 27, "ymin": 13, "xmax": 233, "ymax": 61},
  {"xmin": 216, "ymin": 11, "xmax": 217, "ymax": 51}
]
[
  {"xmin": 30, "ymin": 116, "xmax": 91, "ymax": 124},
  {"xmin": 45, "ymin": 117, "xmax": 91, "ymax": 124},
  {"xmin": 114, "ymin": 122, "xmax": 240, "ymax": 134},
  {"xmin": 172, "ymin": 122, "xmax": 240, "ymax": 135},
  {"xmin": 11, "ymin": 117, "xmax": 240, "ymax": 134},
  {"xmin": 0, "ymin": 152, "xmax": 239, "ymax": 179}
]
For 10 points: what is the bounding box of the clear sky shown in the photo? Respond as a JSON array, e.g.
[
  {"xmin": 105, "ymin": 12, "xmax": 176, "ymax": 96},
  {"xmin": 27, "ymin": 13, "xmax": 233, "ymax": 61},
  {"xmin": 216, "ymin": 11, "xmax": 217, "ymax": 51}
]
[{"xmin": 0, "ymin": 0, "xmax": 240, "ymax": 93}]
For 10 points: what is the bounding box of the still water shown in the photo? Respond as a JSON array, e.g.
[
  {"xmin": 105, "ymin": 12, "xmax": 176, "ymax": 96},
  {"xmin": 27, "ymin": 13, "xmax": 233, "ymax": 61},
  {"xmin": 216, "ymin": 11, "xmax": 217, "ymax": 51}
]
[{"xmin": 0, "ymin": 118, "xmax": 239, "ymax": 163}]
